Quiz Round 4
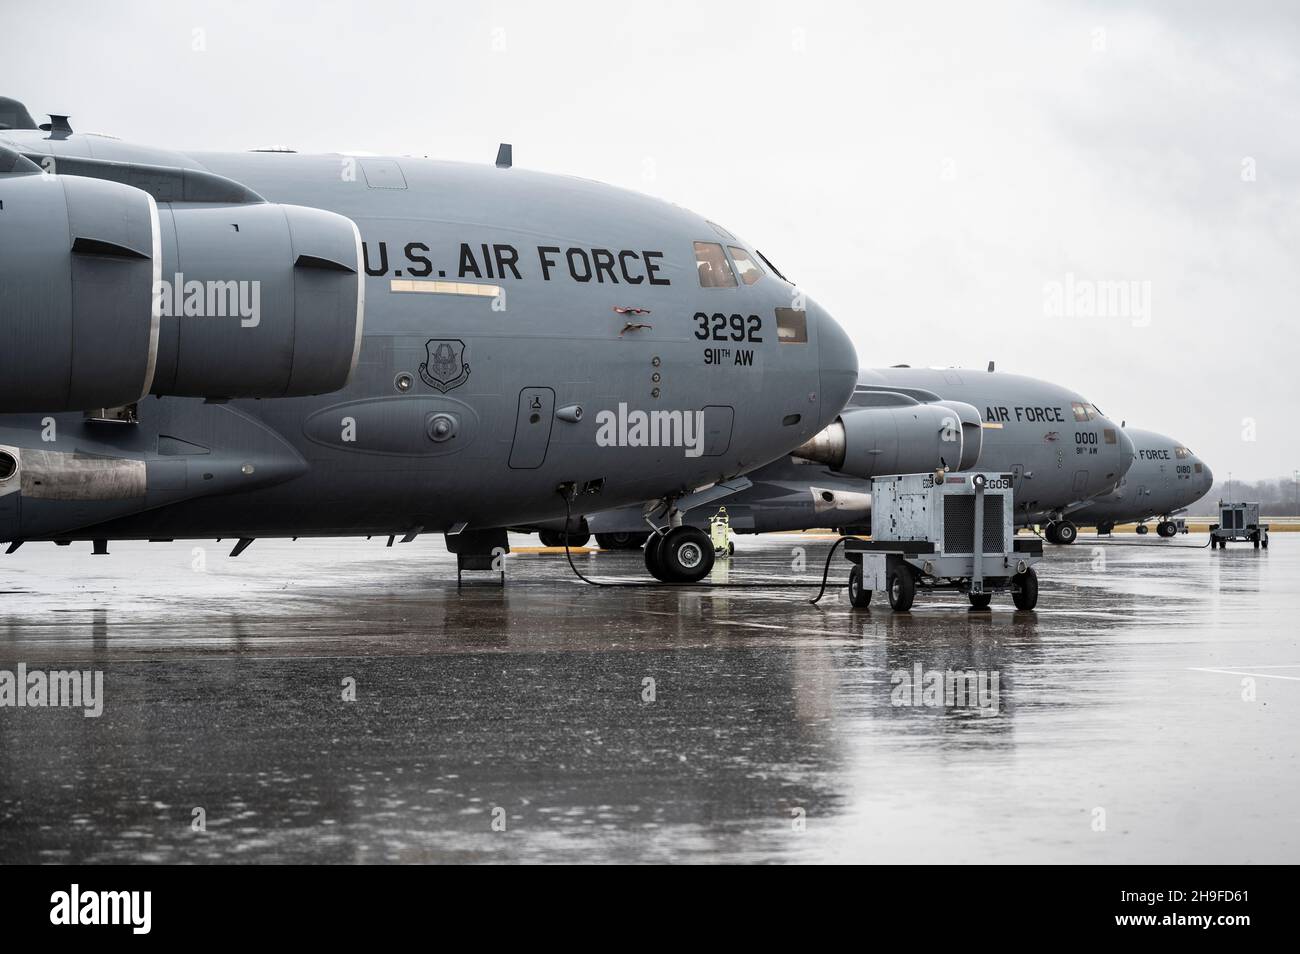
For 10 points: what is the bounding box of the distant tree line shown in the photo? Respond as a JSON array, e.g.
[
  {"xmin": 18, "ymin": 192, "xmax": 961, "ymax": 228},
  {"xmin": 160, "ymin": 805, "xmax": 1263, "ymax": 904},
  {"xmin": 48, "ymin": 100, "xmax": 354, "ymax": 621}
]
[{"xmin": 1187, "ymin": 476, "xmax": 1300, "ymax": 516}]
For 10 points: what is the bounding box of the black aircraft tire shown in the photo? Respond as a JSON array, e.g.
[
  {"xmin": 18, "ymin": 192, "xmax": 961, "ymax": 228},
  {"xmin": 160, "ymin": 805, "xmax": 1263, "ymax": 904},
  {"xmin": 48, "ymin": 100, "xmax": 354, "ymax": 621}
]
[
  {"xmin": 1044, "ymin": 523, "xmax": 1060, "ymax": 545},
  {"xmin": 658, "ymin": 526, "xmax": 714, "ymax": 583},
  {"xmin": 886, "ymin": 568, "xmax": 916, "ymax": 612},
  {"xmin": 1157, "ymin": 521, "xmax": 1176, "ymax": 538},
  {"xmin": 1055, "ymin": 521, "xmax": 1078, "ymax": 545},
  {"xmin": 596, "ymin": 531, "xmax": 649, "ymax": 551},
  {"xmin": 540, "ymin": 529, "xmax": 590, "ymax": 548},
  {"xmin": 1012, "ymin": 568, "xmax": 1039, "ymax": 610},
  {"xmin": 848, "ymin": 565, "xmax": 872, "ymax": 608},
  {"xmin": 1136, "ymin": 524, "xmax": 1149, "ymax": 535},
  {"xmin": 644, "ymin": 532, "xmax": 670, "ymax": 580}
]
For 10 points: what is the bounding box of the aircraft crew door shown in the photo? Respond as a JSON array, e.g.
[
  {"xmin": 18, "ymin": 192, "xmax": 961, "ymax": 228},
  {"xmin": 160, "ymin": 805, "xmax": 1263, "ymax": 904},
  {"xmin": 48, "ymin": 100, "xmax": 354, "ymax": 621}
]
[{"xmin": 509, "ymin": 387, "xmax": 555, "ymax": 469}]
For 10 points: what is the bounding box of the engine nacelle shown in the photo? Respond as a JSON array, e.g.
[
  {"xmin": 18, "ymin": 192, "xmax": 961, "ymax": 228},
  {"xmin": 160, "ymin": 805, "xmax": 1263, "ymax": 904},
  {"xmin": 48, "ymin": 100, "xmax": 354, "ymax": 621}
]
[
  {"xmin": 150, "ymin": 202, "xmax": 364, "ymax": 398},
  {"xmin": 934, "ymin": 400, "xmax": 983, "ymax": 470},
  {"xmin": 793, "ymin": 403, "xmax": 972, "ymax": 478},
  {"xmin": 0, "ymin": 172, "xmax": 160, "ymax": 412},
  {"xmin": 0, "ymin": 166, "xmax": 364, "ymax": 412}
]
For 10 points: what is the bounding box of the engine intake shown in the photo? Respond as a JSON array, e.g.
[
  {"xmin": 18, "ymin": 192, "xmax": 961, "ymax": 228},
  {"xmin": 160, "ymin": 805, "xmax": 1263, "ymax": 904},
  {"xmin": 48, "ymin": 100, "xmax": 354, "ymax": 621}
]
[{"xmin": 150, "ymin": 202, "xmax": 364, "ymax": 398}]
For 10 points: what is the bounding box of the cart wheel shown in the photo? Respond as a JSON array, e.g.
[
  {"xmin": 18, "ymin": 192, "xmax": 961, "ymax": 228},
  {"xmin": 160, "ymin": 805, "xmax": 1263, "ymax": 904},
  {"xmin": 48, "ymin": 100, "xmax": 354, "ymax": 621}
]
[
  {"xmin": 848, "ymin": 565, "xmax": 872, "ymax": 608},
  {"xmin": 1262, "ymin": 534, "xmax": 1269, "ymax": 549},
  {"xmin": 1252, "ymin": 531, "xmax": 1260, "ymax": 549},
  {"xmin": 886, "ymin": 568, "xmax": 916, "ymax": 611},
  {"xmin": 727, "ymin": 540, "xmax": 735, "ymax": 556},
  {"xmin": 1011, "ymin": 567, "xmax": 1039, "ymax": 610},
  {"xmin": 968, "ymin": 592, "xmax": 992, "ymax": 610}
]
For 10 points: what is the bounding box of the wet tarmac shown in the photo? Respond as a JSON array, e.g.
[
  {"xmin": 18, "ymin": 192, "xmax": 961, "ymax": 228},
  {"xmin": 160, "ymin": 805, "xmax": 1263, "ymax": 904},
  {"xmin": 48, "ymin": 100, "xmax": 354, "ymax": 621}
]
[{"xmin": 0, "ymin": 531, "xmax": 1296, "ymax": 863}]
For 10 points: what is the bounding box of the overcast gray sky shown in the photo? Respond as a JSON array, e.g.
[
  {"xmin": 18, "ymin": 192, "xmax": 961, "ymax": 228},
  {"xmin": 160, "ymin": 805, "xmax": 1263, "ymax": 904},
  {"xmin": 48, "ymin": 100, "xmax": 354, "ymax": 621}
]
[{"xmin": 7, "ymin": 0, "xmax": 1297, "ymax": 479}]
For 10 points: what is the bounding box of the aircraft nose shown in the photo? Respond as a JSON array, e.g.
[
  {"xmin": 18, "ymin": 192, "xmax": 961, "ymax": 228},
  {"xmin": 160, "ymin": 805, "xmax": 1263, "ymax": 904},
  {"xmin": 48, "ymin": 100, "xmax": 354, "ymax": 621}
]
[
  {"xmin": 1201, "ymin": 461, "xmax": 1214, "ymax": 488},
  {"xmin": 815, "ymin": 306, "xmax": 858, "ymax": 430},
  {"xmin": 1116, "ymin": 426, "xmax": 1136, "ymax": 464}
]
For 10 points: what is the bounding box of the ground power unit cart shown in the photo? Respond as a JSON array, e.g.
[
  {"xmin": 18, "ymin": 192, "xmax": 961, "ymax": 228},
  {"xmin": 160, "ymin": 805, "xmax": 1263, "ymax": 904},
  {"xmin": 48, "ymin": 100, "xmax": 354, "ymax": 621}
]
[
  {"xmin": 844, "ymin": 472, "xmax": 1044, "ymax": 611},
  {"xmin": 1209, "ymin": 501, "xmax": 1269, "ymax": 549}
]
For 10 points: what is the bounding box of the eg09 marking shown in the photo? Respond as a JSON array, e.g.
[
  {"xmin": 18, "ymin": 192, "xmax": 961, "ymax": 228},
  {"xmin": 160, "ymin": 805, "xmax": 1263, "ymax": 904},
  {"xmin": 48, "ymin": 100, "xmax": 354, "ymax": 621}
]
[{"xmin": 693, "ymin": 312, "xmax": 763, "ymax": 343}]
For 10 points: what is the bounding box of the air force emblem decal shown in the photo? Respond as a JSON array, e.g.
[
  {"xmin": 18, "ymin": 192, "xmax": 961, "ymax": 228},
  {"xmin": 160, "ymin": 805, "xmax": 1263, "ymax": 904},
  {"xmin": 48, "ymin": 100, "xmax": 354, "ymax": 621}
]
[{"xmin": 419, "ymin": 339, "xmax": 471, "ymax": 393}]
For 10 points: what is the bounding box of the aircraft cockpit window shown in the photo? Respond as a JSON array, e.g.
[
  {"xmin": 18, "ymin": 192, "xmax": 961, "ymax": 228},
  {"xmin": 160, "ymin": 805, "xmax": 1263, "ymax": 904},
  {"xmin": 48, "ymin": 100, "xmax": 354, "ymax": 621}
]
[
  {"xmin": 694, "ymin": 242, "xmax": 737, "ymax": 288},
  {"xmin": 1175, "ymin": 447, "xmax": 1189, "ymax": 459},
  {"xmin": 1071, "ymin": 402, "xmax": 1092, "ymax": 422},
  {"xmin": 728, "ymin": 247, "xmax": 764, "ymax": 285}
]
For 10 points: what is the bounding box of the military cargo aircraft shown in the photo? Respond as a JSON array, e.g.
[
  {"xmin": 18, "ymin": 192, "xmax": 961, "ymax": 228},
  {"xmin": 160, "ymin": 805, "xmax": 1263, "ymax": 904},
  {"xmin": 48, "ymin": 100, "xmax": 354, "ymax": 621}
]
[
  {"xmin": 0, "ymin": 97, "xmax": 858, "ymax": 583},
  {"xmin": 1068, "ymin": 428, "xmax": 1213, "ymax": 537},
  {"xmin": 576, "ymin": 365, "xmax": 1136, "ymax": 546}
]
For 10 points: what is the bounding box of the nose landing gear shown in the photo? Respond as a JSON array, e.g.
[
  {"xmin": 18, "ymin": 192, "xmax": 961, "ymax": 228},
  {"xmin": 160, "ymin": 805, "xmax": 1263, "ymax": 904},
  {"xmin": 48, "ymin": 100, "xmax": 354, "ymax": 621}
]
[
  {"xmin": 644, "ymin": 526, "xmax": 715, "ymax": 583},
  {"xmin": 1044, "ymin": 520, "xmax": 1078, "ymax": 545}
]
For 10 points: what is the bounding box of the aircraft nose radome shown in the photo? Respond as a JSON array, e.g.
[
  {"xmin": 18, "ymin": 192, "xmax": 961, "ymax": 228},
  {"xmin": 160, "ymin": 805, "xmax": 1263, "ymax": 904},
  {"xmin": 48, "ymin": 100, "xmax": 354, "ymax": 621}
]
[
  {"xmin": 816, "ymin": 310, "xmax": 858, "ymax": 430},
  {"xmin": 1202, "ymin": 462, "xmax": 1214, "ymax": 488}
]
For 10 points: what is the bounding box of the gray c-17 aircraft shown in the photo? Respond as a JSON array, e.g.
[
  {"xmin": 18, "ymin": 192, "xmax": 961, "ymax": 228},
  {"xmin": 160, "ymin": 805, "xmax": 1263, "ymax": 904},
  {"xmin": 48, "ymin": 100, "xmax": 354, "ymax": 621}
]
[
  {"xmin": 0, "ymin": 97, "xmax": 857, "ymax": 584},
  {"xmin": 1067, "ymin": 428, "xmax": 1213, "ymax": 537},
  {"xmin": 576, "ymin": 365, "xmax": 1135, "ymax": 546}
]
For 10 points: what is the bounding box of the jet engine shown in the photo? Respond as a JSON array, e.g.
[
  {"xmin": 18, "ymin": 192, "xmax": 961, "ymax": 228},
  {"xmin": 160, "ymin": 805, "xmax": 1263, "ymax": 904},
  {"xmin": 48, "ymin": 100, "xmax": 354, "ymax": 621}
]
[
  {"xmin": 792, "ymin": 401, "xmax": 980, "ymax": 478},
  {"xmin": 0, "ymin": 159, "xmax": 364, "ymax": 413},
  {"xmin": 933, "ymin": 399, "xmax": 983, "ymax": 470},
  {"xmin": 0, "ymin": 170, "xmax": 160, "ymax": 412}
]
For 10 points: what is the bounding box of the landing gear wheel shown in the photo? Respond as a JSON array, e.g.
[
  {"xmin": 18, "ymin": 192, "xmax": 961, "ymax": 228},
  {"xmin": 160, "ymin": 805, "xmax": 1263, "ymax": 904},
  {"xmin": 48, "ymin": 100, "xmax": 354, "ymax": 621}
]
[
  {"xmin": 886, "ymin": 568, "xmax": 916, "ymax": 612},
  {"xmin": 1157, "ymin": 521, "xmax": 1176, "ymax": 538},
  {"xmin": 657, "ymin": 526, "xmax": 714, "ymax": 583},
  {"xmin": 540, "ymin": 529, "xmax": 590, "ymax": 548},
  {"xmin": 968, "ymin": 592, "xmax": 993, "ymax": 610},
  {"xmin": 1043, "ymin": 523, "xmax": 1060, "ymax": 545},
  {"xmin": 596, "ymin": 531, "xmax": 649, "ymax": 550},
  {"xmin": 1136, "ymin": 524, "xmax": 1149, "ymax": 535},
  {"xmin": 1012, "ymin": 567, "xmax": 1039, "ymax": 610},
  {"xmin": 643, "ymin": 532, "xmax": 668, "ymax": 580},
  {"xmin": 1054, "ymin": 521, "xmax": 1078, "ymax": 545},
  {"xmin": 848, "ymin": 565, "xmax": 872, "ymax": 608}
]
